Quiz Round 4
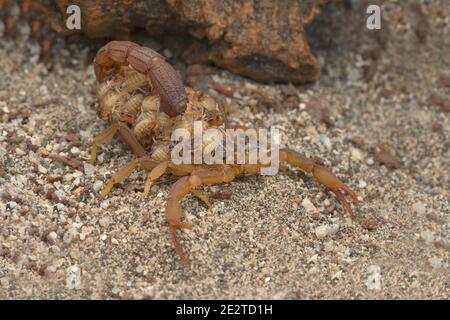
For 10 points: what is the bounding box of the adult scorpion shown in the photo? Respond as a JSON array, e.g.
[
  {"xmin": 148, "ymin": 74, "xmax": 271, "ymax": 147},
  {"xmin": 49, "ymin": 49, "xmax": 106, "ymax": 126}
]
[{"xmin": 91, "ymin": 41, "xmax": 359, "ymax": 267}]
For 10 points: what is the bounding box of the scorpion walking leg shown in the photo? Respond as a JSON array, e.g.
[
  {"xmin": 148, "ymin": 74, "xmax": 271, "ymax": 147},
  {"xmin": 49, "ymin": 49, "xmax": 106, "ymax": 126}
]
[
  {"xmin": 90, "ymin": 123, "xmax": 120, "ymax": 164},
  {"xmin": 279, "ymin": 149, "xmax": 358, "ymax": 219},
  {"xmin": 101, "ymin": 157, "xmax": 165, "ymax": 197},
  {"xmin": 165, "ymin": 167, "xmax": 238, "ymax": 266},
  {"xmin": 100, "ymin": 159, "xmax": 141, "ymax": 197},
  {"xmin": 142, "ymin": 161, "xmax": 168, "ymax": 195},
  {"xmin": 90, "ymin": 122, "xmax": 146, "ymax": 164}
]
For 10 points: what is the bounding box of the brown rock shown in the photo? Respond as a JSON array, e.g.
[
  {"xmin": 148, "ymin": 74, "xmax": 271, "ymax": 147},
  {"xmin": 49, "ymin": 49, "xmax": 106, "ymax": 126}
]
[
  {"xmin": 51, "ymin": 0, "xmax": 329, "ymax": 83},
  {"xmin": 374, "ymin": 144, "xmax": 402, "ymax": 169}
]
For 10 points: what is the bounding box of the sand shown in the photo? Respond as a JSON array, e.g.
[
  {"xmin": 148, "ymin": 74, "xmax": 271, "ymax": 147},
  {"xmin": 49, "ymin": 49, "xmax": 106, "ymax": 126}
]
[{"xmin": 0, "ymin": 1, "xmax": 448, "ymax": 299}]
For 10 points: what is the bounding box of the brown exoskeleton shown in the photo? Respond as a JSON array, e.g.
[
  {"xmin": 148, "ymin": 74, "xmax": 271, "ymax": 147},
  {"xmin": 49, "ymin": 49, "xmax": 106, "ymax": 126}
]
[{"xmin": 91, "ymin": 41, "xmax": 359, "ymax": 267}]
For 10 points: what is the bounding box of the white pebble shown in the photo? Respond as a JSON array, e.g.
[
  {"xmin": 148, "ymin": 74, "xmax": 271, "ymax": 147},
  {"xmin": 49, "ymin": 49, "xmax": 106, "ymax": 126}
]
[
  {"xmin": 84, "ymin": 163, "xmax": 96, "ymax": 177},
  {"xmin": 48, "ymin": 231, "xmax": 58, "ymax": 241},
  {"xmin": 302, "ymin": 197, "xmax": 317, "ymax": 213},
  {"xmin": 367, "ymin": 158, "xmax": 374, "ymax": 166},
  {"xmin": 136, "ymin": 265, "xmax": 144, "ymax": 274},
  {"xmin": 420, "ymin": 230, "xmax": 434, "ymax": 244},
  {"xmin": 413, "ymin": 202, "xmax": 426, "ymax": 215},
  {"xmin": 99, "ymin": 216, "xmax": 110, "ymax": 227},
  {"xmin": 315, "ymin": 224, "xmax": 339, "ymax": 239},
  {"xmin": 39, "ymin": 85, "xmax": 49, "ymax": 96},
  {"xmin": 66, "ymin": 265, "xmax": 81, "ymax": 290},
  {"xmin": 70, "ymin": 147, "xmax": 81, "ymax": 155},
  {"xmin": 54, "ymin": 189, "xmax": 66, "ymax": 203},
  {"xmin": 366, "ymin": 265, "xmax": 381, "ymax": 290},
  {"xmin": 100, "ymin": 200, "xmax": 109, "ymax": 210},
  {"xmin": 321, "ymin": 136, "xmax": 332, "ymax": 150},
  {"xmin": 429, "ymin": 257, "xmax": 442, "ymax": 270},
  {"xmin": 15, "ymin": 148, "xmax": 26, "ymax": 156},
  {"xmin": 38, "ymin": 164, "xmax": 48, "ymax": 174},
  {"xmin": 93, "ymin": 180, "xmax": 103, "ymax": 192},
  {"xmin": 63, "ymin": 228, "xmax": 78, "ymax": 244},
  {"xmin": 332, "ymin": 270, "xmax": 343, "ymax": 280},
  {"xmin": 351, "ymin": 148, "xmax": 364, "ymax": 161},
  {"xmin": 358, "ymin": 180, "xmax": 367, "ymax": 188}
]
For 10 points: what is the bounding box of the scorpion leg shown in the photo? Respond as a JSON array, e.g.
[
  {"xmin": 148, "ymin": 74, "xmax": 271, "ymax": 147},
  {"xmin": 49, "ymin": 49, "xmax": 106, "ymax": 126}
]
[
  {"xmin": 165, "ymin": 167, "xmax": 238, "ymax": 266},
  {"xmin": 90, "ymin": 122, "xmax": 146, "ymax": 164},
  {"xmin": 90, "ymin": 123, "xmax": 120, "ymax": 164},
  {"xmin": 143, "ymin": 161, "xmax": 168, "ymax": 195},
  {"xmin": 100, "ymin": 159, "xmax": 141, "ymax": 197},
  {"xmin": 101, "ymin": 157, "xmax": 167, "ymax": 197},
  {"xmin": 280, "ymin": 149, "xmax": 358, "ymax": 219}
]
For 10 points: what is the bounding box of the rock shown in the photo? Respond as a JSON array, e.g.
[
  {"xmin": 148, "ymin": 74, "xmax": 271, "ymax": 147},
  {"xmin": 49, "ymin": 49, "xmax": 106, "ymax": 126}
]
[
  {"xmin": 321, "ymin": 135, "xmax": 332, "ymax": 150},
  {"xmin": 99, "ymin": 216, "xmax": 110, "ymax": 227},
  {"xmin": 413, "ymin": 202, "xmax": 426, "ymax": 215},
  {"xmin": 366, "ymin": 265, "xmax": 381, "ymax": 290},
  {"xmin": 332, "ymin": 270, "xmax": 342, "ymax": 280},
  {"xmin": 420, "ymin": 230, "xmax": 434, "ymax": 244},
  {"xmin": 47, "ymin": 231, "xmax": 58, "ymax": 242},
  {"xmin": 38, "ymin": 164, "xmax": 48, "ymax": 174},
  {"xmin": 84, "ymin": 163, "xmax": 95, "ymax": 177},
  {"xmin": 429, "ymin": 257, "xmax": 442, "ymax": 270},
  {"xmin": 63, "ymin": 228, "xmax": 79, "ymax": 244},
  {"xmin": 50, "ymin": 0, "xmax": 330, "ymax": 83},
  {"xmin": 375, "ymin": 144, "xmax": 402, "ymax": 169},
  {"xmin": 0, "ymin": 278, "xmax": 9, "ymax": 288},
  {"xmin": 70, "ymin": 147, "xmax": 81, "ymax": 155},
  {"xmin": 315, "ymin": 224, "xmax": 339, "ymax": 239},
  {"xmin": 66, "ymin": 265, "xmax": 81, "ymax": 289},
  {"xmin": 53, "ymin": 189, "xmax": 66, "ymax": 203},
  {"xmin": 351, "ymin": 147, "xmax": 364, "ymax": 161},
  {"xmin": 93, "ymin": 180, "xmax": 103, "ymax": 192},
  {"xmin": 15, "ymin": 148, "xmax": 26, "ymax": 156},
  {"xmin": 302, "ymin": 197, "xmax": 318, "ymax": 213}
]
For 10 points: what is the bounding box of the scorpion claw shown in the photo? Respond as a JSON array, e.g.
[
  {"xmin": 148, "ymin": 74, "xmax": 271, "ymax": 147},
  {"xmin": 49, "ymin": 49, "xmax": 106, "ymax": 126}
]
[
  {"xmin": 331, "ymin": 189, "xmax": 355, "ymax": 220},
  {"xmin": 170, "ymin": 226, "xmax": 191, "ymax": 268}
]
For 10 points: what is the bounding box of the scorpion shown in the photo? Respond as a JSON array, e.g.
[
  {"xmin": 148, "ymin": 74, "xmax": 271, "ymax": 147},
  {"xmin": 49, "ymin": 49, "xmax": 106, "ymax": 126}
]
[{"xmin": 91, "ymin": 41, "xmax": 359, "ymax": 267}]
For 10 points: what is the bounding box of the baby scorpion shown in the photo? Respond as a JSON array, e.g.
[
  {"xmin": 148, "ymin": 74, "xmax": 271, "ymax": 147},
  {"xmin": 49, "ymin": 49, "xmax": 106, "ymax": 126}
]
[{"xmin": 91, "ymin": 41, "xmax": 359, "ymax": 267}]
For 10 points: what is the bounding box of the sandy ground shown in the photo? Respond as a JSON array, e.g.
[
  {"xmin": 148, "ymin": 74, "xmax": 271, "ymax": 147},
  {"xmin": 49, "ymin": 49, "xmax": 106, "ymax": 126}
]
[{"xmin": 0, "ymin": 1, "xmax": 448, "ymax": 299}]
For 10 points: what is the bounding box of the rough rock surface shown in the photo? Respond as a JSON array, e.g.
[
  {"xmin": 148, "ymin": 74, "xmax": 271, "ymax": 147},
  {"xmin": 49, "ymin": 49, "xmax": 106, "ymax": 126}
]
[{"xmin": 51, "ymin": 0, "xmax": 327, "ymax": 83}]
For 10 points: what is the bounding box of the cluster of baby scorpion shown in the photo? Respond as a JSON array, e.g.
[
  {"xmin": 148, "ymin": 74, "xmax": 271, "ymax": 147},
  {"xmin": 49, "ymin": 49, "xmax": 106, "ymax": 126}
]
[{"xmin": 95, "ymin": 66, "xmax": 227, "ymax": 165}]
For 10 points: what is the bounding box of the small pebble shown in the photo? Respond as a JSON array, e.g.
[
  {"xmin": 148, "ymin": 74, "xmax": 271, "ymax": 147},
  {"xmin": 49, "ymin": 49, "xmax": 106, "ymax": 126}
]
[
  {"xmin": 420, "ymin": 230, "xmax": 434, "ymax": 244},
  {"xmin": 358, "ymin": 180, "xmax": 367, "ymax": 188},
  {"xmin": 66, "ymin": 265, "xmax": 81, "ymax": 290},
  {"xmin": 84, "ymin": 163, "xmax": 96, "ymax": 177},
  {"xmin": 429, "ymin": 257, "xmax": 442, "ymax": 270},
  {"xmin": 38, "ymin": 164, "xmax": 48, "ymax": 174},
  {"xmin": 93, "ymin": 180, "xmax": 103, "ymax": 192},
  {"xmin": 99, "ymin": 216, "xmax": 111, "ymax": 227},
  {"xmin": 315, "ymin": 225, "xmax": 339, "ymax": 239},
  {"xmin": 351, "ymin": 148, "xmax": 364, "ymax": 161},
  {"xmin": 366, "ymin": 265, "xmax": 381, "ymax": 290},
  {"xmin": 15, "ymin": 148, "xmax": 26, "ymax": 156},
  {"xmin": 413, "ymin": 202, "xmax": 426, "ymax": 215},
  {"xmin": 70, "ymin": 147, "xmax": 81, "ymax": 155}
]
